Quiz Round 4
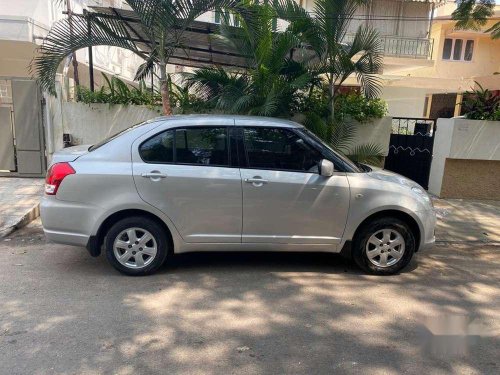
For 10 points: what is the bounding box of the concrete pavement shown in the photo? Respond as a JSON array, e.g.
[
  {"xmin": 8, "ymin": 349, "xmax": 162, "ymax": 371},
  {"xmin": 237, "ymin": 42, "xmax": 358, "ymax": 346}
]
[
  {"xmin": 0, "ymin": 178, "xmax": 44, "ymax": 238},
  {"xmin": 0, "ymin": 220, "xmax": 499, "ymax": 375},
  {"xmin": 433, "ymin": 198, "xmax": 500, "ymax": 243}
]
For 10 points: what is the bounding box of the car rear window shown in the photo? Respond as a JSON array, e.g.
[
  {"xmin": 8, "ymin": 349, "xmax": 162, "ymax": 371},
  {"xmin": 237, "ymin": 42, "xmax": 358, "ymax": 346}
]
[{"xmin": 88, "ymin": 121, "xmax": 149, "ymax": 152}]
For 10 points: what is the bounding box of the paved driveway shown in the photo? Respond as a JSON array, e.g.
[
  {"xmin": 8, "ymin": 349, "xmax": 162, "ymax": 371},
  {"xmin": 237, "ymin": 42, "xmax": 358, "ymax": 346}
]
[{"xmin": 0, "ymin": 221, "xmax": 499, "ymax": 375}]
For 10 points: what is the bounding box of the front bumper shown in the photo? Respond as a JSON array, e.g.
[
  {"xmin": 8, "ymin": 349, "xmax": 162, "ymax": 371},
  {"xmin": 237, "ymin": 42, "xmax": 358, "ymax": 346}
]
[{"xmin": 416, "ymin": 208, "xmax": 437, "ymax": 251}]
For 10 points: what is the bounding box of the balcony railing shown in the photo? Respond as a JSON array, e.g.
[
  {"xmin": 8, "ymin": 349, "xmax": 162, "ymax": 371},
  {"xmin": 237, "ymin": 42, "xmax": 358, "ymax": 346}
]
[{"xmin": 344, "ymin": 35, "xmax": 434, "ymax": 59}]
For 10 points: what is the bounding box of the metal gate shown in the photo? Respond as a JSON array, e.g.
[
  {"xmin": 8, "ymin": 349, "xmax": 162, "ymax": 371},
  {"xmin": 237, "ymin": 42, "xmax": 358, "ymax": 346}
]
[
  {"xmin": 384, "ymin": 117, "xmax": 436, "ymax": 190},
  {"xmin": 0, "ymin": 78, "xmax": 46, "ymax": 177}
]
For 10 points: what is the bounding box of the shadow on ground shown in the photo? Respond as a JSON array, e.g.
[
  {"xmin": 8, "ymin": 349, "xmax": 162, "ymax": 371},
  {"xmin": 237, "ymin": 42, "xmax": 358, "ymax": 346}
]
[{"xmin": 0, "ymin": 230, "xmax": 499, "ymax": 374}]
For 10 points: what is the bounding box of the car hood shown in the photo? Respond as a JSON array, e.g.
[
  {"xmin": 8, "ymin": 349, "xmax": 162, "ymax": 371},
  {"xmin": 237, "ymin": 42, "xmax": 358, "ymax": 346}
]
[
  {"xmin": 366, "ymin": 166, "xmax": 421, "ymax": 189},
  {"xmin": 50, "ymin": 144, "xmax": 91, "ymax": 165}
]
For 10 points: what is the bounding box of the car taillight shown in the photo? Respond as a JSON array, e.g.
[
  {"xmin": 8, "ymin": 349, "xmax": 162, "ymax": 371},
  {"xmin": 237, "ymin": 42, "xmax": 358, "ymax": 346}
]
[{"xmin": 45, "ymin": 162, "xmax": 75, "ymax": 195}]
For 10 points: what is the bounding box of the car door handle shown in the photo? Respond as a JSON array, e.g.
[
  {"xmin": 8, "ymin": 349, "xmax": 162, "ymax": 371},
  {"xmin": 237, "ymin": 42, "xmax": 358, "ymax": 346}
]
[
  {"xmin": 244, "ymin": 177, "xmax": 269, "ymax": 185},
  {"xmin": 141, "ymin": 172, "xmax": 167, "ymax": 179}
]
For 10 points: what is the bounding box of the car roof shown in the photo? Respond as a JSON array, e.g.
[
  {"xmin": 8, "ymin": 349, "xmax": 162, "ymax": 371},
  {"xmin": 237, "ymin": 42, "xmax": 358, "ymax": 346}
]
[{"xmin": 148, "ymin": 114, "xmax": 304, "ymax": 129}]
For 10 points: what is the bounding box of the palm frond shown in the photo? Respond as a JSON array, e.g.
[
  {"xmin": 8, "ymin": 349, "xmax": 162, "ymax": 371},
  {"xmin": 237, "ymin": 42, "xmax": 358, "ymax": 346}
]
[
  {"xmin": 452, "ymin": 0, "xmax": 494, "ymax": 31},
  {"xmin": 329, "ymin": 120, "xmax": 357, "ymax": 153},
  {"xmin": 485, "ymin": 20, "xmax": 500, "ymax": 39},
  {"xmin": 302, "ymin": 111, "xmax": 329, "ymax": 140},
  {"xmin": 343, "ymin": 25, "xmax": 384, "ymax": 98},
  {"xmin": 272, "ymin": 0, "xmax": 324, "ymax": 56},
  {"xmin": 347, "ymin": 143, "xmax": 384, "ymax": 165},
  {"xmin": 134, "ymin": 52, "xmax": 158, "ymax": 81},
  {"xmin": 32, "ymin": 14, "xmax": 144, "ymax": 94}
]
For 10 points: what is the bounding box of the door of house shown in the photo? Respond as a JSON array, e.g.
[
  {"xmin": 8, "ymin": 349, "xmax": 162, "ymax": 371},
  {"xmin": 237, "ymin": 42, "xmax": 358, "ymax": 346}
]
[
  {"xmin": 0, "ymin": 106, "xmax": 15, "ymax": 171},
  {"xmin": 0, "ymin": 78, "xmax": 46, "ymax": 176}
]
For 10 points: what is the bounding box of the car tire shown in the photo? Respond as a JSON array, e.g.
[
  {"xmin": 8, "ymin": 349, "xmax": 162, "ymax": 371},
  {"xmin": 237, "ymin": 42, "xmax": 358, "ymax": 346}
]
[
  {"xmin": 352, "ymin": 217, "xmax": 415, "ymax": 275},
  {"xmin": 105, "ymin": 216, "xmax": 169, "ymax": 276}
]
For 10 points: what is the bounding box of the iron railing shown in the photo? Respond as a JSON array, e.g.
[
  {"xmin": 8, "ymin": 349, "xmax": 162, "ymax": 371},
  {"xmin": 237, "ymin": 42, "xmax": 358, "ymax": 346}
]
[
  {"xmin": 344, "ymin": 35, "xmax": 434, "ymax": 59},
  {"xmin": 392, "ymin": 117, "xmax": 436, "ymax": 136}
]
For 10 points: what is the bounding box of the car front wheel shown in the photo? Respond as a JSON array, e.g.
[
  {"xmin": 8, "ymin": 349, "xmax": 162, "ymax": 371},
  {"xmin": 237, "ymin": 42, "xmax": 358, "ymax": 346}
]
[
  {"xmin": 352, "ymin": 217, "xmax": 416, "ymax": 275},
  {"xmin": 105, "ymin": 216, "xmax": 169, "ymax": 276}
]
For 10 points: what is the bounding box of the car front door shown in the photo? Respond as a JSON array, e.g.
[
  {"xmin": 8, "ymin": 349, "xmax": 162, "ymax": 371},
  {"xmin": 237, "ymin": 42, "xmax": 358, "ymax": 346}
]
[
  {"xmin": 238, "ymin": 124, "xmax": 350, "ymax": 245},
  {"xmin": 132, "ymin": 123, "xmax": 242, "ymax": 243}
]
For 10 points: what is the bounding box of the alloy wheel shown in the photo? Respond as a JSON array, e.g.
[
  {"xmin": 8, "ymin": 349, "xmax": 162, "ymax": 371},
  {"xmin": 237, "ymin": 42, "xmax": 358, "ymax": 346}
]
[
  {"xmin": 365, "ymin": 228, "xmax": 405, "ymax": 268},
  {"xmin": 113, "ymin": 227, "xmax": 158, "ymax": 269}
]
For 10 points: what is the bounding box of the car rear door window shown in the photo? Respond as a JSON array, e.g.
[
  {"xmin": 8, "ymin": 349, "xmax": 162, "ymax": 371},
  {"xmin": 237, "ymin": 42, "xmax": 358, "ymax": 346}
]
[
  {"xmin": 243, "ymin": 127, "xmax": 322, "ymax": 173},
  {"xmin": 140, "ymin": 129, "xmax": 174, "ymax": 163},
  {"xmin": 140, "ymin": 127, "xmax": 229, "ymax": 166},
  {"xmin": 175, "ymin": 127, "xmax": 229, "ymax": 166}
]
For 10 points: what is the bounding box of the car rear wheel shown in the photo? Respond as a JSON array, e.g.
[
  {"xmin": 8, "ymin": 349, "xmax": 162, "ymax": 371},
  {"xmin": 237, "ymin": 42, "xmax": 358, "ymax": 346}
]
[
  {"xmin": 105, "ymin": 216, "xmax": 169, "ymax": 276},
  {"xmin": 352, "ymin": 217, "xmax": 415, "ymax": 275}
]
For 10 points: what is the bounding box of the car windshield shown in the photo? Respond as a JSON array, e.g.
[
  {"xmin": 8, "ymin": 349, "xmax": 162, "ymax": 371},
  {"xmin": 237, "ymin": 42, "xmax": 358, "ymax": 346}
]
[
  {"xmin": 298, "ymin": 128, "xmax": 363, "ymax": 173},
  {"xmin": 88, "ymin": 121, "xmax": 149, "ymax": 152}
]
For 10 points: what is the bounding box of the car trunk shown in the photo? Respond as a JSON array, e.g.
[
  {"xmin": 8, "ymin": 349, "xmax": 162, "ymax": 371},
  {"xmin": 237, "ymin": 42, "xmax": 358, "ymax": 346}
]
[{"xmin": 50, "ymin": 145, "xmax": 91, "ymax": 165}]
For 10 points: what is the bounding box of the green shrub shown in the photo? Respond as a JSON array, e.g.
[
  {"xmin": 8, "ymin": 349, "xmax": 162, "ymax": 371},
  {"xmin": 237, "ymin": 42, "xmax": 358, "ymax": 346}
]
[
  {"xmin": 76, "ymin": 73, "xmax": 213, "ymax": 113},
  {"xmin": 462, "ymin": 83, "xmax": 500, "ymax": 121},
  {"xmin": 76, "ymin": 73, "xmax": 161, "ymax": 107},
  {"xmin": 334, "ymin": 93, "xmax": 387, "ymax": 123},
  {"xmin": 168, "ymin": 81, "xmax": 214, "ymax": 114},
  {"xmin": 295, "ymin": 90, "xmax": 387, "ymax": 123}
]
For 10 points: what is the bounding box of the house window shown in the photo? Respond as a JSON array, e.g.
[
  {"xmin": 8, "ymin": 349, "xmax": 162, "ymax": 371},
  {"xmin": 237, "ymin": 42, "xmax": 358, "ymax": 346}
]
[
  {"xmin": 442, "ymin": 38, "xmax": 474, "ymax": 61},
  {"xmin": 464, "ymin": 40, "xmax": 474, "ymax": 61}
]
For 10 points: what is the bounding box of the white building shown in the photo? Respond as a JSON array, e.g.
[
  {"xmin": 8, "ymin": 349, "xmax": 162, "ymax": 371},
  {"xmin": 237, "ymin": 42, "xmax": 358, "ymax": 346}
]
[
  {"xmin": 0, "ymin": 0, "xmax": 145, "ymax": 176},
  {"xmin": 0, "ymin": 0, "xmax": 144, "ymax": 92},
  {"xmin": 298, "ymin": 0, "xmax": 498, "ymax": 118}
]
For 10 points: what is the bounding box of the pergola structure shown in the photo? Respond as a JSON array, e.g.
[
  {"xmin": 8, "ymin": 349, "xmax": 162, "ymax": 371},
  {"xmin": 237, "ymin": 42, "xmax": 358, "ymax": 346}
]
[{"xmin": 83, "ymin": 6, "xmax": 249, "ymax": 90}]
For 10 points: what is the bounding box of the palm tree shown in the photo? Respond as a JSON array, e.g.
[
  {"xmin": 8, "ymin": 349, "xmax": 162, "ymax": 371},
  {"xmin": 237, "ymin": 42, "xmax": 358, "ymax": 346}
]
[
  {"xmin": 186, "ymin": 0, "xmax": 384, "ymax": 163},
  {"xmin": 272, "ymin": 0, "xmax": 384, "ymax": 163},
  {"xmin": 33, "ymin": 0, "xmax": 236, "ymax": 115},
  {"xmin": 185, "ymin": 2, "xmax": 316, "ymax": 117},
  {"xmin": 452, "ymin": 0, "xmax": 499, "ymax": 39},
  {"xmin": 273, "ymin": 0, "xmax": 383, "ymax": 119}
]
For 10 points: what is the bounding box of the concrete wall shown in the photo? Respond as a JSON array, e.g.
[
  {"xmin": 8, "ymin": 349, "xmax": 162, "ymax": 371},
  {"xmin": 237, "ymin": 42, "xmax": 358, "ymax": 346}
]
[
  {"xmin": 380, "ymin": 87, "xmax": 427, "ymax": 118},
  {"xmin": 61, "ymin": 103, "xmax": 161, "ymax": 147},
  {"xmin": 346, "ymin": 117, "xmax": 392, "ymax": 157},
  {"xmin": 429, "ymin": 118, "xmax": 500, "ymax": 198},
  {"xmin": 447, "ymin": 119, "xmax": 500, "ymax": 160},
  {"xmin": 46, "ymin": 98, "xmax": 161, "ymax": 159},
  {"xmin": 46, "ymin": 100, "xmax": 392, "ymax": 162}
]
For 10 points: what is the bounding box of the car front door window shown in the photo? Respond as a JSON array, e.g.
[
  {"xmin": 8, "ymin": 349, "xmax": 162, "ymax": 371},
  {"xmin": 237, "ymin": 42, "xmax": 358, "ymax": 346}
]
[{"xmin": 243, "ymin": 127, "xmax": 322, "ymax": 173}]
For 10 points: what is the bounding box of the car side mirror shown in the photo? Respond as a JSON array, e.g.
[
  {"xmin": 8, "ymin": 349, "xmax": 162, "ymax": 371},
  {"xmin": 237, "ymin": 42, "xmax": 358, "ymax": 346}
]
[{"xmin": 319, "ymin": 159, "xmax": 334, "ymax": 177}]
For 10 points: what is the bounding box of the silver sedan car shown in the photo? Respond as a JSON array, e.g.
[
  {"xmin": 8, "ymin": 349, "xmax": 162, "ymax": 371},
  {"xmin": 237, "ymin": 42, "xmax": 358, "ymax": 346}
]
[{"xmin": 41, "ymin": 115, "xmax": 436, "ymax": 276}]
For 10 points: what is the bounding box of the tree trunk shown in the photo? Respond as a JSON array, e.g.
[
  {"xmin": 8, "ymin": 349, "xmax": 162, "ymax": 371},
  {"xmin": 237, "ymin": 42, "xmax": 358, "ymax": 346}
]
[
  {"xmin": 328, "ymin": 75, "xmax": 335, "ymax": 121},
  {"xmin": 66, "ymin": 0, "xmax": 80, "ymax": 88},
  {"xmin": 71, "ymin": 53, "xmax": 80, "ymax": 87},
  {"xmin": 160, "ymin": 80, "xmax": 172, "ymax": 116},
  {"xmin": 159, "ymin": 62, "xmax": 172, "ymax": 116}
]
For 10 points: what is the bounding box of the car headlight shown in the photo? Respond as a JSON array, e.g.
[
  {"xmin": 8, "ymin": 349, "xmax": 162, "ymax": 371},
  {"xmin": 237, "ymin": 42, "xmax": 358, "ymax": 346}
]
[{"xmin": 411, "ymin": 186, "xmax": 433, "ymax": 207}]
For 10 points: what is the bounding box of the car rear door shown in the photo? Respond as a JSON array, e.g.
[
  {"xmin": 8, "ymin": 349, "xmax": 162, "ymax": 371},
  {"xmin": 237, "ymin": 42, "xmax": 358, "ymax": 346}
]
[
  {"xmin": 237, "ymin": 122, "xmax": 350, "ymax": 245},
  {"xmin": 132, "ymin": 119, "xmax": 242, "ymax": 243}
]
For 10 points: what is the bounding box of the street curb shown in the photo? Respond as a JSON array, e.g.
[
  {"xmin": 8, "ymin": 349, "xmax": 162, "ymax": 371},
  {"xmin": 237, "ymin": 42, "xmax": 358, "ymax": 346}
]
[
  {"xmin": 0, "ymin": 203, "xmax": 40, "ymax": 238},
  {"xmin": 435, "ymin": 240, "xmax": 500, "ymax": 246}
]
